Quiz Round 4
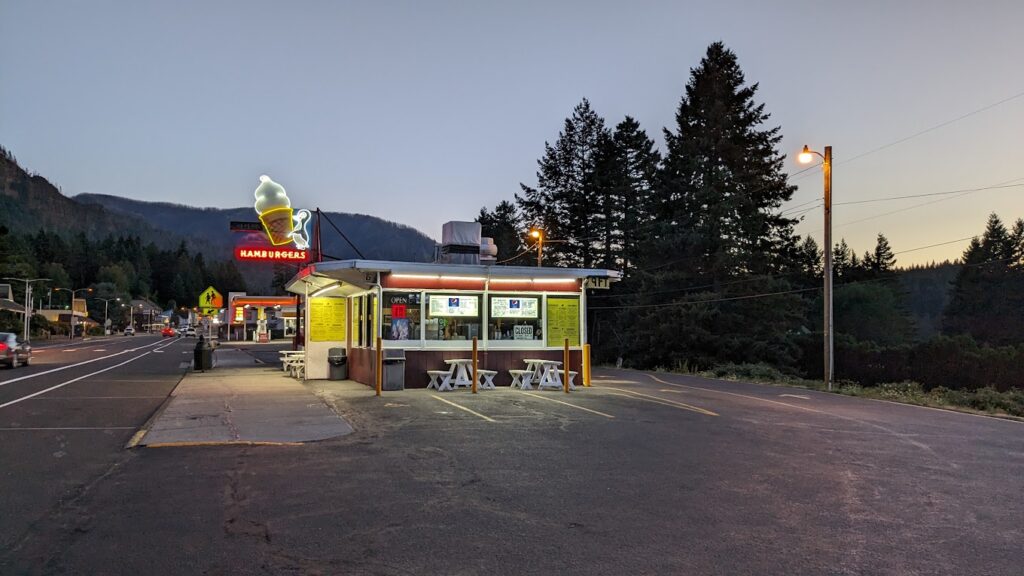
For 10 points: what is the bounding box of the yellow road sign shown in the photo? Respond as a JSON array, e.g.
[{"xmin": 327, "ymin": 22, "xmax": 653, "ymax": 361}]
[{"xmin": 198, "ymin": 286, "xmax": 223, "ymax": 310}]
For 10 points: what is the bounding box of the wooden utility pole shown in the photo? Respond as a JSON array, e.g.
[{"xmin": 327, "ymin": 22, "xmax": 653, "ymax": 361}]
[{"xmin": 823, "ymin": 146, "xmax": 834, "ymax": 392}]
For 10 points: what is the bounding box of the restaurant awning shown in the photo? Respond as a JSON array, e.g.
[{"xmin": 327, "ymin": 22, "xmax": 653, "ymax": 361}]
[{"xmin": 284, "ymin": 259, "xmax": 621, "ymax": 296}]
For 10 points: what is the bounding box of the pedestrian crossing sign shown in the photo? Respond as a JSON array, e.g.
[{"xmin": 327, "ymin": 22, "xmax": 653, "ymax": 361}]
[{"xmin": 198, "ymin": 286, "xmax": 223, "ymax": 316}]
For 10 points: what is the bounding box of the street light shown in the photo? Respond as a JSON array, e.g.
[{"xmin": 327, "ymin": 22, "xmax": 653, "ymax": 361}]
[
  {"xmin": 530, "ymin": 229, "xmax": 544, "ymax": 267},
  {"xmin": 798, "ymin": 144, "xmax": 833, "ymax": 391},
  {"xmin": 2, "ymin": 277, "xmax": 50, "ymax": 343},
  {"xmin": 94, "ymin": 297, "xmax": 121, "ymax": 334},
  {"xmin": 53, "ymin": 287, "xmax": 93, "ymax": 338}
]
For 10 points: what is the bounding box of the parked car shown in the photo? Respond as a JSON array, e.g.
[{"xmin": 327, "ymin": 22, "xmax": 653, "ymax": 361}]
[
  {"xmin": 0, "ymin": 332, "xmax": 32, "ymax": 368},
  {"xmin": 184, "ymin": 327, "xmax": 197, "ymax": 337},
  {"xmin": 161, "ymin": 327, "xmax": 177, "ymax": 338},
  {"xmin": 124, "ymin": 326, "xmax": 135, "ymax": 336}
]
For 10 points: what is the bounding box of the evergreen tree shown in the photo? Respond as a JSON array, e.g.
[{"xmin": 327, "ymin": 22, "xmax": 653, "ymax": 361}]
[
  {"xmin": 832, "ymin": 239, "xmax": 853, "ymax": 279},
  {"xmin": 476, "ymin": 200, "xmax": 529, "ymax": 265},
  {"xmin": 943, "ymin": 213, "xmax": 1023, "ymax": 345},
  {"xmin": 606, "ymin": 116, "xmax": 661, "ymax": 274},
  {"xmin": 517, "ymin": 98, "xmax": 610, "ymax": 267},
  {"xmin": 796, "ymin": 236, "xmax": 823, "ymax": 282},
  {"xmin": 617, "ymin": 43, "xmax": 804, "ymax": 369}
]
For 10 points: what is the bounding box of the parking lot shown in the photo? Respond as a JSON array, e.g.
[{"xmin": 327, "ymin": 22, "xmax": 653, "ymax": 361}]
[{"xmin": 4, "ymin": 361, "xmax": 1023, "ymax": 575}]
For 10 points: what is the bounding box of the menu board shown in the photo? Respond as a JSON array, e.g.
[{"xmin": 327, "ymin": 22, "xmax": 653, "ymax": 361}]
[
  {"xmin": 429, "ymin": 295, "xmax": 479, "ymax": 317},
  {"xmin": 491, "ymin": 297, "xmax": 539, "ymax": 319},
  {"xmin": 546, "ymin": 297, "xmax": 580, "ymax": 347},
  {"xmin": 310, "ymin": 297, "xmax": 347, "ymax": 342}
]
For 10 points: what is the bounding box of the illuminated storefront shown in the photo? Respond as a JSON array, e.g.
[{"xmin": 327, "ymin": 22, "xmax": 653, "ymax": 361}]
[{"xmin": 285, "ymin": 260, "xmax": 619, "ymax": 387}]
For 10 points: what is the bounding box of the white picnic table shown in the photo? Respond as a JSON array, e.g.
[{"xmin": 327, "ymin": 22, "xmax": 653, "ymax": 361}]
[
  {"xmin": 427, "ymin": 359, "xmax": 497, "ymax": 391},
  {"xmin": 279, "ymin": 350, "xmax": 305, "ymax": 377},
  {"xmin": 523, "ymin": 358, "xmax": 569, "ymax": 391}
]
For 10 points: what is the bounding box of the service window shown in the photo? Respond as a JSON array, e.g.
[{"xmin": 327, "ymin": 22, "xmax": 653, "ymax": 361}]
[
  {"xmin": 360, "ymin": 294, "xmax": 377, "ymax": 346},
  {"xmin": 383, "ymin": 292, "xmax": 421, "ymax": 341},
  {"xmin": 425, "ymin": 294, "xmax": 481, "ymax": 341},
  {"xmin": 488, "ymin": 295, "xmax": 542, "ymax": 341}
]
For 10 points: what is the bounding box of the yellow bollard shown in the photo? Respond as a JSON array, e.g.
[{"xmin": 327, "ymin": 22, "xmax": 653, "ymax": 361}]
[
  {"xmin": 376, "ymin": 336, "xmax": 383, "ymax": 397},
  {"xmin": 472, "ymin": 337, "xmax": 478, "ymax": 394},
  {"xmin": 563, "ymin": 338, "xmax": 570, "ymax": 393},
  {"xmin": 584, "ymin": 343, "xmax": 591, "ymax": 387}
]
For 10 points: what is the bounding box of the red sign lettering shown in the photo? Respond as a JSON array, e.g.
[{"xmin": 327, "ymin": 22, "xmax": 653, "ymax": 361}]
[{"xmin": 234, "ymin": 246, "xmax": 309, "ymax": 262}]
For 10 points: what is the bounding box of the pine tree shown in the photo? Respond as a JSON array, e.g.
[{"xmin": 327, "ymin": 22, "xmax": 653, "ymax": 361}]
[
  {"xmin": 517, "ymin": 99, "xmax": 610, "ymax": 267},
  {"xmin": 606, "ymin": 116, "xmax": 660, "ymax": 274},
  {"xmin": 832, "ymin": 239, "xmax": 853, "ymax": 279},
  {"xmin": 620, "ymin": 43, "xmax": 805, "ymax": 369},
  {"xmin": 943, "ymin": 213, "xmax": 1023, "ymax": 344},
  {"xmin": 868, "ymin": 233, "xmax": 897, "ymax": 274},
  {"xmin": 476, "ymin": 201, "xmax": 529, "ymax": 265}
]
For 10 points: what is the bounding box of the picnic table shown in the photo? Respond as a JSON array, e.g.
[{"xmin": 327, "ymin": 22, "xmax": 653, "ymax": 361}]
[
  {"xmin": 279, "ymin": 350, "xmax": 305, "ymax": 378},
  {"xmin": 523, "ymin": 358, "xmax": 567, "ymax": 391},
  {"xmin": 427, "ymin": 359, "xmax": 496, "ymax": 391}
]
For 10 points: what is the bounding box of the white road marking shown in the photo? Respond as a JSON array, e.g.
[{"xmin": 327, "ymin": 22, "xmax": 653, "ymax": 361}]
[
  {"xmin": 0, "ymin": 339, "xmax": 171, "ymax": 388},
  {"xmin": 780, "ymin": 394, "xmax": 810, "ymax": 400},
  {"xmin": 0, "ymin": 339, "xmax": 180, "ymax": 409},
  {"xmin": 430, "ymin": 395, "xmax": 496, "ymax": 422},
  {"xmin": 0, "ymin": 427, "xmax": 136, "ymax": 431},
  {"xmin": 605, "ymin": 387, "xmax": 719, "ymax": 416},
  {"xmin": 63, "ymin": 349, "xmax": 79, "ymax": 352},
  {"xmin": 91, "ymin": 349, "xmax": 107, "ymax": 352},
  {"xmin": 521, "ymin": 392, "xmax": 615, "ymax": 419}
]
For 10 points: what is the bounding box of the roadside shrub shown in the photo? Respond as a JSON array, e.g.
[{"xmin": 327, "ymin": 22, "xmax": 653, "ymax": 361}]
[{"xmin": 708, "ymin": 362, "xmax": 786, "ymax": 382}]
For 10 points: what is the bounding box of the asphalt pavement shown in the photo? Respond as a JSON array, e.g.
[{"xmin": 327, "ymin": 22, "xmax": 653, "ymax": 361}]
[{"xmin": 1, "ymin": 357, "xmax": 1022, "ymax": 575}]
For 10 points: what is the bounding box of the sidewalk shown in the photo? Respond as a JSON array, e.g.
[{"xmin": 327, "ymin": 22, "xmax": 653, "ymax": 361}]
[{"xmin": 134, "ymin": 349, "xmax": 353, "ymax": 447}]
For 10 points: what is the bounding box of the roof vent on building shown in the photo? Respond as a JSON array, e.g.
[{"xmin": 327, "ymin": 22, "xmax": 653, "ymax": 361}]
[
  {"xmin": 437, "ymin": 221, "xmax": 482, "ymax": 265},
  {"xmin": 480, "ymin": 237, "xmax": 497, "ymax": 264}
]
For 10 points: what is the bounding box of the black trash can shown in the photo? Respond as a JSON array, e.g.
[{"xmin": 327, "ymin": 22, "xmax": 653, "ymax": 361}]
[
  {"xmin": 328, "ymin": 347, "xmax": 348, "ymax": 380},
  {"xmin": 193, "ymin": 336, "xmax": 213, "ymax": 371},
  {"xmin": 382, "ymin": 349, "xmax": 406, "ymax": 391}
]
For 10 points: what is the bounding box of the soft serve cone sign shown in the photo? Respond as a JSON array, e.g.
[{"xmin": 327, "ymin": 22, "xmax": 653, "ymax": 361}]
[{"xmin": 253, "ymin": 175, "xmax": 311, "ymax": 249}]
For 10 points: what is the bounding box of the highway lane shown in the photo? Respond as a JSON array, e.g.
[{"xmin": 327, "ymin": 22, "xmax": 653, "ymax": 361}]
[
  {"xmin": 0, "ymin": 335, "xmax": 177, "ymax": 406},
  {"xmin": 0, "ymin": 335, "xmax": 194, "ymax": 554}
]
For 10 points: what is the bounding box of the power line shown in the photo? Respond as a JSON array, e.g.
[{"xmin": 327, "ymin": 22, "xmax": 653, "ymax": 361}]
[
  {"xmin": 589, "ymin": 255, "xmax": 1019, "ymax": 311},
  {"xmin": 495, "ymin": 243, "xmax": 537, "ymax": 264},
  {"xmin": 837, "ymin": 89, "xmax": 1024, "ymax": 166},
  {"xmin": 833, "ymin": 182, "xmax": 1024, "ymax": 207}
]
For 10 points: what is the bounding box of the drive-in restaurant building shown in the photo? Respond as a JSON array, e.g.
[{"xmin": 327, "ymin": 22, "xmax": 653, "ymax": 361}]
[{"xmin": 284, "ymin": 224, "xmax": 620, "ymax": 388}]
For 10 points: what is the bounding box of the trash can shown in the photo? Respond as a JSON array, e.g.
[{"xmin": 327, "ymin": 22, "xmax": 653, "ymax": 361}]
[
  {"xmin": 382, "ymin": 349, "xmax": 406, "ymax": 391},
  {"xmin": 327, "ymin": 347, "xmax": 348, "ymax": 380},
  {"xmin": 193, "ymin": 335, "xmax": 213, "ymax": 371}
]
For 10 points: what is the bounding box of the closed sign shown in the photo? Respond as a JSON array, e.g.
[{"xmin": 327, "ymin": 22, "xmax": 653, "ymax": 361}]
[{"xmin": 513, "ymin": 325, "xmax": 534, "ymax": 340}]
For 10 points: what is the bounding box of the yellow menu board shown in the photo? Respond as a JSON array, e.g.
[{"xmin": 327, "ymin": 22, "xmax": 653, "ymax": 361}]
[
  {"xmin": 546, "ymin": 296, "xmax": 580, "ymax": 347},
  {"xmin": 310, "ymin": 297, "xmax": 347, "ymax": 342}
]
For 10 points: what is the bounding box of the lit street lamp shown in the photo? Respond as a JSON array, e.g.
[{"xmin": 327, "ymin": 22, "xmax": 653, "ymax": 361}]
[
  {"xmin": 53, "ymin": 287, "xmax": 93, "ymax": 339},
  {"xmin": 798, "ymin": 144, "xmax": 833, "ymax": 391},
  {"xmin": 529, "ymin": 229, "xmax": 544, "ymax": 267},
  {"xmin": 2, "ymin": 277, "xmax": 50, "ymax": 343},
  {"xmin": 94, "ymin": 297, "xmax": 121, "ymax": 334}
]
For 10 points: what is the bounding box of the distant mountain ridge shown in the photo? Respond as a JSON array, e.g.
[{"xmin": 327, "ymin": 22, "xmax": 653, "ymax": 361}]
[
  {"xmin": 2, "ymin": 145, "xmax": 436, "ymax": 292},
  {"xmin": 74, "ymin": 193, "xmax": 437, "ymax": 264}
]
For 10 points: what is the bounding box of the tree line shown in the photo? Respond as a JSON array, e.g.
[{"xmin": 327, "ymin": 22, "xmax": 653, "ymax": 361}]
[
  {"xmin": 0, "ymin": 227, "xmax": 247, "ymax": 332},
  {"xmin": 478, "ymin": 42, "xmax": 1024, "ymax": 390}
]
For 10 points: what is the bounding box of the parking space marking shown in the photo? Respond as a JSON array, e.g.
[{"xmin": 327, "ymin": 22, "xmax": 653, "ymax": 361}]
[
  {"xmin": 0, "ymin": 427, "xmax": 136, "ymax": 431},
  {"xmin": 605, "ymin": 388, "xmax": 718, "ymax": 417},
  {"xmin": 521, "ymin": 392, "xmax": 615, "ymax": 419},
  {"xmin": 430, "ymin": 395, "xmax": 497, "ymax": 422}
]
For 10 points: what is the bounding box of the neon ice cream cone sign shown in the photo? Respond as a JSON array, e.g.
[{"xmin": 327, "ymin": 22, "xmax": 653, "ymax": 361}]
[{"xmin": 253, "ymin": 175, "xmax": 311, "ymax": 250}]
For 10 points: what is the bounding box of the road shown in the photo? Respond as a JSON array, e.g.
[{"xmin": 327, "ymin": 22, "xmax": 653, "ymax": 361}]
[
  {"xmin": 1, "ymin": 358, "xmax": 1022, "ymax": 575},
  {"xmin": 0, "ymin": 334, "xmax": 191, "ymax": 557}
]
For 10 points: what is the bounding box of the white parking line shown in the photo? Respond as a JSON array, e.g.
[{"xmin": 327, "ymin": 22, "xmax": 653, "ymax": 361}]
[
  {"xmin": 0, "ymin": 339, "xmax": 180, "ymax": 409},
  {"xmin": 521, "ymin": 392, "xmax": 615, "ymax": 419},
  {"xmin": 430, "ymin": 395, "xmax": 496, "ymax": 422},
  {"xmin": 0, "ymin": 427, "xmax": 136, "ymax": 431},
  {"xmin": 605, "ymin": 387, "xmax": 719, "ymax": 416},
  {"xmin": 0, "ymin": 339, "xmax": 171, "ymax": 388}
]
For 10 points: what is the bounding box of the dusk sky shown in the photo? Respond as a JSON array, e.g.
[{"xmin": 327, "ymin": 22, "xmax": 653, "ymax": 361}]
[{"xmin": 2, "ymin": 1, "xmax": 1022, "ymax": 265}]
